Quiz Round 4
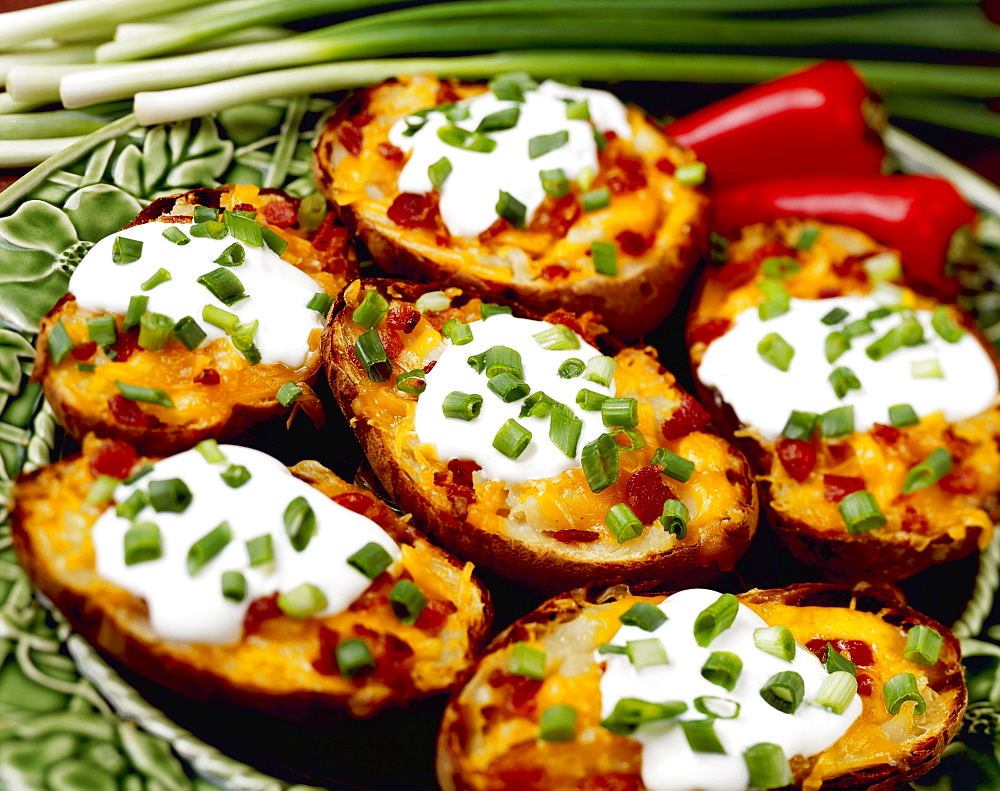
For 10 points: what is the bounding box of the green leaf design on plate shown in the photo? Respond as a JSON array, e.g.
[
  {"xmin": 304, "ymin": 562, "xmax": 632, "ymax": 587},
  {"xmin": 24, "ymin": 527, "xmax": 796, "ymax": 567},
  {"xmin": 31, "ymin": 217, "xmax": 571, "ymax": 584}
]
[{"xmin": 63, "ymin": 184, "xmax": 143, "ymax": 243}]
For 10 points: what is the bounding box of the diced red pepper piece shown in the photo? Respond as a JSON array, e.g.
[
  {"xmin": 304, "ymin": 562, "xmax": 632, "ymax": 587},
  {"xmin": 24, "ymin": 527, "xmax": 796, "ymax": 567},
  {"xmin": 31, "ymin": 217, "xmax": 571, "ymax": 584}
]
[
  {"xmin": 661, "ymin": 393, "xmax": 711, "ymax": 440},
  {"xmin": 626, "ymin": 465, "xmax": 676, "ymax": 525},
  {"xmin": 823, "ymin": 475, "xmax": 865, "ymax": 503},
  {"xmin": 777, "ymin": 438, "xmax": 816, "ymax": 482},
  {"xmin": 89, "ymin": 439, "xmax": 137, "ymax": 479}
]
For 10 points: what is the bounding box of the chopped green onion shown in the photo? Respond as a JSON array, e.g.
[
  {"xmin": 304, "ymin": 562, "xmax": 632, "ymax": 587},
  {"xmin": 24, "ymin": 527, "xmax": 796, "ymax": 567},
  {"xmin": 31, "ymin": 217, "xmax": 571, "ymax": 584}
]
[
  {"xmin": 283, "ymin": 496, "xmax": 316, "ymax": 552},
  {"xmin": 761, "ymin": 256, "xmax": 800, "ymax": 280},
  {"xmin": 781, "ymin": 410, "xmax": 818, "ymax": 441},
  {"xmin": 443, "ymin": 105, "xmax": 471, "ymax": 122},
  {"xmin": 601, "ymin": 397, "xmax": 638, "ymax": 428},
  {"xmin": 812, "ymin": 670, "xmax": 857, "ymax": 715},
  {"xmin": 904, "ymin": 625, "xmax": 943, "ymax": 666},
  {"xmin": 820, "ymin": 405, "xmax": 854, "ymax": 438},
  {"xmin": 528, "ymin": 130, "xmax": 568, "ymax": 159},
  {"xmin": 743, "ymin": 743, "xmax": 792, "ymax": 790},
  {"xmin": 123, "ymin": 295, "xmax": 149, "ymax": 331},
  {"xmin": 334, "ymin": 637, "xmax": 374, "ymax": 676},
  {"xmin": 480, "ymin": 303, "xmax": 512, "ymax": 320},
  {"xmin": 214, "ymin": 242, "xmax": 245, "ymax": 267},
  {"xmin": 829, "ymin": 366, "xmax": 862, "ymax": 399},
  {"xmin": 549, "ymin": 405, "xmax": 582, "ymax": 458},
  {"xmin": 162, "ymin": 226, "xmax": 189, "ymax": 246},
  {"xmin": 467, "ymin": 352, "xmax": 487, "ymax": 374},
  {"xmin": 627, "ymin": 637, "xmax": 668, "ymax": 669},
  {"xmin": 652, "ymin": 447, "xmax": 694, "ymax": 483},
  {"xmin": 438, "ymin": 125, "xmax": 497, "ymax": 154},
  {"xmin": 354, "ymin": 329, "xmax": 392, "ymax": 382},
  {"xmin": 123, "ymin": 522, "xmax": 161, "ymax": 566},
  {"xmin": 116, "ymin": 490, "xmax": 147, "ymax": 520},
  {"xmin": 598, "ymin": 644, "xmax": 629, "ymax": 655},
  {"xmin": 863, "ymin": 252, "xmax": 902, "ymax": 281},
  {"xmin": 114, "ymin": 380, "xmax": 174, "ymax": 408},
  {"xmin": 493, "ymin": 419, "xmax": 532, "ymax": 459},
  {"xmin": 415, "ymin": 291, "xmax": 450, "ymax": 313},
  {"xmin": 902, "ymin": 447, "xmax": 953, "ymax": 494},
  {"xmin": 581, "ymin": 433, "xmax": 619, "ymax": 493},
  {"xmin": 389, "ymin": 579, "xmax": 426, "ymax": 624},
  {"xmin": 754, "ymin": 625, "xmax": 796, "ymax": 662},
  {"xmin": 701, "ymin": 651, "xmax": 742, "ymax": 691},
  {"xmin": 889, "ymin": 403, "xmax": 920, "ymax": 427},
  {"xmin": 147, "ymin": 478, "xmax": 193, "ymax": 513},
  {"xmin": 223, "ymin": 209, "xmax": 263, "ymax": 247},
  {"xmin": 483, "ymin": 345, "xmax": 523, "ymax": 378},
  {"xmin": 681, "ymin": 719, "xmax": 726, "ymax": 754},
  {"xmin": 477, "ymin": 106, "xmax": 520, "ymax": 133},
  {"xmin": 760, "ymin": 670, "xmax": 805, "ymax": 714},
  {"xmin": 124, "ymin": 465, "xmax": 153, "ymax": 485},
  {"xmin": 825, "ymin": 331, "xmax": 850, "ymax": 364},
  {"xmin": 911, "ymin": 359, "xmax": 944, "ymax": 379},
  {"xmin": 246, "ymin": 534, "xmax": 274, "ymax": 567},
  {"xmin": 796, "ymin": 227, "xmax": 821, "ymax": 250},
  {"xmin": 347, "ymin": 541, "xmax": 394, "ymax": 579},
  {"xmin": 221, "ymin": 464, "xmax": 251, "ymax": 488},
  {"xmin": 442, "ymin": 318, "xmax": 473, "ymax": 346},
  {"xmin": 172, "ymin": 316, "xmax": 206, "ymax": 351},
  {"xmin": 898, "ymin": 315, "xmax": 925, "ymax": 347},
  {"xmin": 660, "ymin": 499, "xmax": 689, "ymax": 538},
  {"xmin": 276, "ymin": 381, "xmax": 302, "ymax": 407},
  {"xmin": 221, "ymin": 571, "xmax": 246, "ymax": 602},
  {"xmin": 520, "ymin": 391, "xmax": 556, "ymax": 418},
  {"xmin": 582, "ymin": 355, "xmax": 616, "ymax": 387},
  {"xmin": 442, "ymin": 391, "xmax": 483, "ymax": 421},
  {"xmin": 298, "ymin": 194, "xmax": 327, "ymax": 232},
  {"xmin": 931, "ymin": 306, "xmax": 964, "ymax": 343},
  {"xmin": 538, "ymin": 705, "xmax": 577, "ymax": 742},
  {"xmin": 397, "ymin": 369, "xmax": 427, "ymax": 396},
  {"xmin": 262, "ymin": 227, "xmax": 288, "ymax": 257},
  {"xmin": 308, "ymin": 292, "xmax": 334, "ymax": 315},
  {"xmin": 757, "ymin": 280, "xmax": 789, "ymax": 321},
  {"xmin": 824, "ymin": 643, "xmax": 857, "ymax": 676},
  {"xmin": 675, "ymin": 161, "xmax": 707, "ymax": 186},
  {"xmin": 489, "ymin": 72, "xmax": 537, "ymax": 102},
  {"xmin": 694, "ymin": 696, "xmax": 740, "ymax": 719},
  {"xmin": 865, "ymin": 326, "xmax": 903, "ymax": 361},
  {"xmin": 509, "ymin": 642, "xmax": 546, "ymax": 680},
  {"xmin": 424, "ymin": 156, "xmax": 454, "ymax": 190},
  {"xmin": 138, "ymin": 311, "xmax": 173, "ymax": 351},
  {"xmin": 838, "ymin": 490, "xmax": 886, "ymax": 534},
  {"xmin": 694, "ymin": 593, "xmax": 739, "ymax": 648},
  {"xmin": 533, "ymin": 324, "xmax": 579, "ymax": 351},
  {"xmin": 606, "ymin": 503, "xmax": 643, "ymax": 544},
  {"xmin": 86, "ymin": 475, "xmax": 119, "ymax": 506},
  {"xmin": 488, "ymin": 372, "xmax": 531, "ymax": 403},
  {"xmin": 844, "ymin": 318, "xmax": 874, "ymax": 338},
  {"xmin": 561, "ymin": 98, "xmax": 588, "ymax": 120},
  {"xmin": 868, "ymin": 306, "xmax": 894, "ymax": 321},
  {"xmin": 193, "ymin": 206, "xmax": 217, "ymax": 223},
  {"xmin": 611, "ymin": 427, "xmax": 646, "ymax": 452},
  {"xmin": 821, "ymin": 307, "xmax": 849, "ymax": 326},
  {"xmin": 87, "ymin": 315, "xmax": 117, "ymax": 347},
  {"xmin": 112, "ymin": 236, "xmax": 143, "ymax": 265},
  {"xmin": 197, "ymin": 267, "xmax": 247, "ymax": 306},
  {"xmin": 47, "ymin": 320, "xmax": 73, "ymax": 365},
  {"xmin": 190, "ymin": 220, "xmax": 227, "ymax": 240},
  {"xmin": 540, "ymin": 168, "xmax": 569, "ymax": 197},
  {"xmin": 278, "ymin": 583, "xmax": 328, "ymax": 620},
  {"xmin": 757, "ymin": 332, "xmax": 794, "ymax": 372},
  {"xmin": 620, "ymin": 601, "xmax": 666, "ymax": 632},
  {"xmin": 352, "ymin": 289, "xmax": 389, "ymax": 330},
  {"xmin": 558, "ymin": 358, "xmax": 585, "ymax": 378},
  {"xmin": 231, "ymin": 320, "xmax": 261, "ymax": 365},
  {"xmin": 77, "ymin": 363, "xmax": 96, "ymax": 372},
  {"xmin": 582, "ymin": 187, "xmax": 610, "ymax": 212},
  {"xmin": 576, "ymin": 388, "xmax": 608, "ymax": 411},
  {"xmin": 187, "ymin": 520, "xmax": 232, "ymax": 575},
  {"xmin": 202, "ymin": 304, "xmax": 239, "ymax": 333},
  {"xmin": 496, "ymin": 190, "xmax": 526, "ymax": 229},
  {"xmin": 600, "ymin": 698, "xmax": 686, "ymax": 735},
  {"xmin": 884, "ymin": 672, "xmax": 926, "ymax": 715}
]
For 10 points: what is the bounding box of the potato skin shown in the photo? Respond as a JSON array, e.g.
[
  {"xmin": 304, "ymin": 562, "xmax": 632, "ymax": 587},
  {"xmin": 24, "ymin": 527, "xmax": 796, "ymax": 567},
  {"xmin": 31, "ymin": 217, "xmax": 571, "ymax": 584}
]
[
  {"xmin": 686, "ymin": 219, "xmax": 1000, "ymax": 582},
  {"xmin": 313, "ymin": 75, "xmax": 709, "ymax": 339},
  {"xmin": 11, "ymin": 436, "xmax": 492, "ymax": 723},
  {"xmin": 325, "ymin": 278, "xmax": 758, "ymax": 595},
  {"xmin": 33, "ymin": 185, "xmax": 357, "ymax": 457},
  {"xmin": 436, "ymin": 582, "xmax": 966, "ymax": 791}
]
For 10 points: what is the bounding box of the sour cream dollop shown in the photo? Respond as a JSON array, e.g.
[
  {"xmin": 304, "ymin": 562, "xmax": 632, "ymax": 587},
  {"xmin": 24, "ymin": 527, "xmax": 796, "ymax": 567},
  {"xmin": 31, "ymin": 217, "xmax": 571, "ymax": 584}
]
[
  {"xmin": 387, "ymin": 80, "xmax": 632, "ymax": 238},
  {"xmin": 599, "ymin": 588, "xmax": 861, "ymax": 791},
  {"xmin": 92, "ymin": 445, "xmax": 400, "ymax": 645},
  {"xmin": 697, "ymin": 296, "xmax": 998, "ymax": 441},
  {"xmin": 69, "ymin": 221, "xmax": 325, "ymax": 367}
]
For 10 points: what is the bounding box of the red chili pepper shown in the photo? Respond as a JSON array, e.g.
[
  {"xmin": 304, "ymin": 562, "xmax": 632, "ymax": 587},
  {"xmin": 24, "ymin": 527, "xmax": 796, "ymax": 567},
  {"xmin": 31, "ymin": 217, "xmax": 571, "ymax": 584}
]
[
  {"xmin": 712, "ymin": 174, "xmax": 977, "ymax": 296},
  {"xmin": 663, "ymin": 61, "xmax": 884, "ymax": 189}
]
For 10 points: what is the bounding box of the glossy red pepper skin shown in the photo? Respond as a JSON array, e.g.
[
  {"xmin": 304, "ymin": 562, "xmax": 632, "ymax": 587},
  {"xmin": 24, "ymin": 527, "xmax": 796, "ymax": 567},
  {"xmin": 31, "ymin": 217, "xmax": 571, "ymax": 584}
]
[
  {"xmin": 712, "ymin": 173, "xmax": 978, "ymax": 296},
  {"xmin": 663, "ymin": 61, "xmax": 884, "ymax": 189}
]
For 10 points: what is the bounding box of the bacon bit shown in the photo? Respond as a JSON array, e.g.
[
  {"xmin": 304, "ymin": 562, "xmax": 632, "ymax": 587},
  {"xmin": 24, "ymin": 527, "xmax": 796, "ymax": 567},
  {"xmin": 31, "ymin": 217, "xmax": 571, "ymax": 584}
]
[
  {"xmin": 495, "ymin": 768, "xmax": 545, "ymax": 791},
  {"xmin": 715, "ymin": 260, "xmax": 757, "ymax": 289},
  {"xmin": 777, "ymin": 438, "xmax": 816, "ymax": 482},
  {"xmin": 626, "ymin": 465, "xmax": 676, "ymax": 524},
  {"xmin": 604, "ymin": 130, "xmax": 617, "ymax": 144},
  {"xmin": 89, "ymin": 439, "xmax": 137, "ymax": 479},
  {"xmin": 832, "ymin": 253, "xmax": 873, "ymax": 280},
  {"xmin": 435, "ymin": 234, "xmax": 450, "ymax": 246},
  {"xmin": 540, "ymin": 264, "xmax": 569, "ymax": 282},
  {"xmin": 337, "ymin": 124, "xmax": 364, "ymax": 156},
  {"xmin": 902, "ymin": 506, "xmax": 929, "ymax": 532},
  {"xmin": 387, "ymin": 192, "xmax": 442, "ymax": 230},
  {"xmin": 819, "ymin": 287, "xmax": 843, "ymax": 299},
  {"xmin": 871, "ymin": 423, "xmax": 901, "ymax": 446},
  {"xmin": 437, "ymin": 81, "xmax": 461, "ymax": 104},
  {"xmin": 312, "ymin": 625, "xmax": 342, "ymax": 675},
  {"xmin": 579, "ymin": 775, "xmax": 644, "ymax": 791},
  {"xmin": 943, "ymin": 428, "xmax": 975, "ymax": 462},
  {"xmin": 194, "ymin": 368, "xmax": 220, "ymax": 385},
  {"xmin": 312, "ymin": 213, "xmax": 349, "ymax": 252},
  {"xmin": 377, "ymin": 142, "xmax": 404, "ymax": 162},
  {"xmin": 424, "ymin": 360, "xmax": 437, "ymax": 374},
  {"xmin": 347, "ymin": 344, "xmax": 364, "ymax": 371},
  {"xmin": 616, "ymin": 230, "xmax": 654, "ymax": 257},
  {"xmin": 856, "ymin": 673, "xmax": 873, "ymax": 696},
  {"xmin": 661, "ymin": 393, "xmax": 711, "ymax": 440},
  {"xmin": 243, "ymin": 594, "xmax": 282, "ymax": 636},
  {"xmin": 108, "ymin": 394, "xmax": 151, "ymax": 428},
  {"xmin": 551, "ymin": 529, "xmax": 600, "ymax": 543},
  {"xmin": 655, "ymin": 157, "xmax": 676, "ymax": 175},
  {"xmin": 71, "ymin": 341, "xmax": 97, "ymax": 361},
  {"xmin": 235, "ymin": 203, "xmax": 255, "ymax": 212},
  {"xmin": 357, "ymin": 625, "xmax": 415, "ymax": 688},
  {"xmin": 529, "ymin": 194, "xmax": 580, "ymax": 239},
  {"xmin": 824, "ymin": 475, "xmax": 865, "ymax": 503},
  {"xmin": 380, "ymin": 330, "xmax": 403, "ymax": 360},
  {"xmin": 805, "ymin": 638, "xmax": 874, "ymax": 666},
  {"xmin": 447, "ymin": 458, "xmax": 481, "ymax": 488},
  {"xmin": 333, "ymin": 492, "xmax": 374, "ymax": 514},
  {"xmin": 353, "ymin": 111, "xmax": 374, "ymax": 128},
  {"xmin": 108, "ymin": 328, "xmax": 140, "ymax": 363},
  {"xmin": 478, "ymin": 218, "xmax": 509, "ymax": 244},
  {"xmin": 488, "ymin": 669, "xmax": 543, "ymax": 718},
  {"xmin": 689, "ymin": 318, "xmax": 732, "ymax": 347},
  {"xmin": 606, "ymin": 154, "xmax": 647, "ymax": 195},
  {"xmin": 940, "ymin": 465, "xmax": 979, "ymax": 495},
  {"xmin": 415, "ymin": 598, "xmax": 457, "ymax": 631},
  {"xmin": 261, "ymin": 200, "xmax": 297, "ymax": 228},
  {"xmin": 386, "ymin": 304, "xmax": 420, "ymax": 333}
]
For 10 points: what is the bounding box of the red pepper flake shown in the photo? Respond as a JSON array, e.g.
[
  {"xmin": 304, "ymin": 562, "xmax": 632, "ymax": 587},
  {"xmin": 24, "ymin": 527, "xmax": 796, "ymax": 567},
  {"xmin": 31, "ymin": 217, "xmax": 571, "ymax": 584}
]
[
  {"xmin": 414, "ymin": 598, "xmax": 457, "ymax": 631},
  {"xmin": 823, "ymin": 474, "xmax": 865, "ymax": 503},
  {"xmin": 776, "ymin": 438, "xmax": 816, "ymax": 482},
  {"xmin": 108, "ymin": 328, "xmax": 140, "ymax": 363},
  {"xmin": 385, "ymin": 304, "xmax": 421, "ymax": 333},
  {"xmin": 540, "ymin": 264, "xmax": 569, "ymax": 282},
  {"xmin": 377, "ymin": 142, "xmax": 404, "ymax": 162},
  {"xmin": 312, "ymin": 213, "xmax": 349, "ymax": 252},
  {"xmin": 89, "ymin": 439, "xmax": 137, "ymax": 480},
  {"xmin": 108, "ymin": 394, "xmax": 151, "ymax": 428},
  {"xmin": 940, "ymin": 466, "xmax": 979, "ymax": 495},
  {"xmin": 871, "ymin": 423, "xmax": 901, "ymax": 447},
  {"xmin": 333, "ymin": 492, "xmax": 375, "ymax": 514},
  {"xmin": 655, "ymin": 157, "xmax": 676, "ymax": 175},
  {"xmin": 528, "ymin": 194, "xmax": 580, "ymax": 239},
  {"xmin": 689, "ymin": 318, "xmax": 732, "ymax": 347},
  {"xmin": 337, "ymin": 124, "xmax": 364, "ymax": 157},
  {"xmin": 626, "ymin": 465, "xmax": 676, "ymax": 524},
  {"xmin": 193, "ymin": 368, "xmax": 220, "ymax": 385},
  {"xmin": 243, "ymin": 594, "xmax": 282, "ymax": 636},
  {"xmin": 551, "ymin": 529, "xmax": 600, "ymax": 543},
  {"xmin": 387, "ymin": 192, "xmax": 442, "ymax": 231},
  {"xmin": 616, "ymin": 230, "xmax": 654, "ymax": 257},
  {"xmin": 261, "ymin": 200, "xmax": 297, "ymax": 228},
  {"xmin": 71, "ymin": 341, "xmax": 97, "ymax": 361},
  {"xmin": 606, "ymin": 154, "xmax": 647, "ymax": 196},
  {"xmin": 661, "ymin": 394, "xmax": 711, "ymax": 440}
]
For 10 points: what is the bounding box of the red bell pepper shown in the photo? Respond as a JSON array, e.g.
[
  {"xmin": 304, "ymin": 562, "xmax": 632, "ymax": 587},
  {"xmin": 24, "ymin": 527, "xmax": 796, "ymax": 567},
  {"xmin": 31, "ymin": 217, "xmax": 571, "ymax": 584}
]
[
  {"xmin": 663, "ymin": 61, "xmax": 885, "ymax": 189},
  {"xmin": 711, "ymin": 173, "xmax": 978, "ymax": 297}
]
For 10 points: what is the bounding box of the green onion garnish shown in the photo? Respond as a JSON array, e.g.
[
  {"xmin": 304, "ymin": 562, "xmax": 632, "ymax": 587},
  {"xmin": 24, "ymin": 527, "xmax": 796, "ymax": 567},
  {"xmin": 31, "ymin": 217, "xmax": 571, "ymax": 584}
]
[
  {"xmin": 352, "ymin": 289, "xmax": 389, "ymax": 330},
  {"xmin": 821, "ymin": 307, "xmax": 849, "ymax": 326},
  {"xmin": 582, "ymin": 187, "xmax": 610, "ymax": 212},
  {"xmin": 581, "ymin": 432, "xmax": 619, "ymax": 493},
  {"xmin": 276, "ymin": 381, "xmax": 302, "ymax": 407},
  {"xmin": 438, "ymin": 125, "xmax": 497, "ymax": 153},
  {"xmin": 308, "ymin": 292, "xmax": 334, "ymax": 315},
  {"xmin": 743, "ymin": 743, "xmax": 792, "ymax": 790},
  {"xmin": 760, "ymin": 670, "xmax": 805, "ymax": 714},
  {"xmin": 190, "ymin": 220, "xmax": 227, "ymax": 240},
  {"xmin": 123, "ymin": 295, "xmax": 149, "ymax": 331},
  {"xmin": 796, "ymin": 227, "xmax": 821, "ymax": 250},
  {"xmin": 600, "ymin": 698, "xmax": 687, "ymax": 735},
  {"xmin": 620, "ymin": 601, "xmax": 666, "ymax": 632},
  {"xmin": 899, "ymin": 314, "xmax": 925, "ymax": 347},
  {"xmin": 116, "ymin": 490, "xmax": 147, "ymax": 520},
  {"xmin": 262, "ymin": 227, "xmax": 288, "ymax": 256},
  {"xmin": 824, "ymin": 643, "xmax": 857, "ymax": 676},
  {"xmin": 388, "ymin": 579, "xmax": 426, "ymax": 625},
  {"xmin": 231, "ymin": 320, "xmax": 261, "ymax": 365},
  {"xmin": 488, "ymin": 372, "xmax": 530, "ymax": 403},
  {"xmin": 426, "ymin": 156, "xmax": 453, "ymax": 190},
  {"xmin": 246, "ymin": 534, "xmax": 274, "ymax": 567},
  {"xmin": 564, "ymin": 98, "xmax": 590, "ymax": 120},
  {"xmin": 812, "ymin": 670, "xmax": 857, "ymax": 715},
  {"xmin": 612, "ymin": 426, "xmax": 646, "ymax": 452},
  {"xmin": 627, "ymin": 637, "xmax": 668, "ymax": 669},
  {"xmin": 162, "ymin": 226, "xmax": 189, "ymax": 245},
  {"xmin": 781, "ymin": 410, "xmax": 818, "ymax": 440},
  {"xmin": 124, "ymin": 464, "xmax": 153, "ymax": 485},
  {"xmin": 675, "ymin": 161, "xmax": 707, "ymax": 186},
  {"xmin": 757, "ymin": 280, "xmax": 789, "ymax": 321},
  {"xmin": 221, "ymin": 464, "xmax": 251, "ymax": 488},
  {"xmin": 480, "ymin": 303, "xmax": 513, "ymax": 319},
  {"xmin": 483, "ymin": 345, "xmax": 523, "ymax": 378},
  {"xmin": 477, "ymin": 106, "xmax": 520, "ymax": 133},
  {"xmin": 193, "ymin": 206, "xmax": 217, "ymax": 223},
  {"xmin": 931, "ymin": 306, "xmax": 964, "ymax": 343},
  {"xmin": 844, "ymin": 318, "xmax": 874, "ymax": 338},
  {"xmin": 829, "ymin": 366, "xmax": 862, "ymax": 399},
  {"xmin": 187, "ymin": 520, "xmax": 232, "ymax": 575},
  {"xmin": 540, "ymin": 168, "xmax": 569, "ymax": 197},
  {"xmin": 489, "ymin": 71, "xmax": 537, "ymax": 102},
  {"xmin": 549, "ymin": 405, "xmax": 582, "ymax": 458},
  {"xmin": 467, "ymin": 352, "xmax": 487, "ymax": 374},
  {"xmin": 397, "ymin": 369, "xmax": 426, "ymax": 396},
  {"xmin": 863, "ymin": 252, "xmax": 902, "ymax": 281},
  {"xmin": 576, "ymin": 388, "xmax": 609, "ymax": 411},
  {"xmin": 221, "ymin": 571, "xmax": 247, "ymax": 602},
  {"xmin": 354, "ymin": 329, "xmax": 392, "ymax": 382},
  {"xmin": 415, "ymin": 291, "xmax": 450, "ymax": 313},
  {"xmin": 601, "ymin": 397, "xmax": 638, "ymax": 428},
  {"xmin": 701, "ymin": 651, "xmax": 742, "ymax": 691},
  {"xmin": 865, "ymin": 326, "xmax": 903, "ymax": 361},
  {"xmin": 902, "ymin": 447, "xmax": 953, "ymax": 494},
  {"xmin": 197, "ymin": 267, "xmax": 247, "ymax": 306},
  {"xmin": 694, "ymin": 593, "xmax": 739, "ymax": 648},
  {"xmin": 496, "ymin": 190, "xmax": 527, "ymax": 229},
  {"xmin": 442, "ymin": 391, "xmax": 483, "ymax": 421},
  {"xmin": 757, "ymin": 332, "xmax": 794, "ymax": 372},
  {"xmin": 539, "ymin": 705, "xmax": 577, "ymax": 742},
  {"xmin": 754, "ymin": 625, "xmax": 796, "ymax": 662},
  {"xmin": 222, "ymin": 209, "xmax": 263, "ymax": 247},
  {"xmin": 528, "ymin": 130, "xmax": 569, "ymax": 159},
  {"xmin": 694, "ymin": 696, "xmax": 740, "ymax": 719},
  {"xmin": 660, "ymin": 499, "xmax": 689, "ymax": 538},
  {"xmin": 123, "ymin": 522, "xmax": 161, "ymax": 566},
  {"xmin": 884, "ymin": 672, "xmax": 926, "ymax": 715},
  {"xmin": 137, "ymin": 311, "xmax": 173, "ymax": 351},
  {"xmin": 681, "ymin": 719, "xmax": 726, "ymax": 754},
  {"xmin": 508, "ymin": 642, "xmax": 546, "ymax": 680},
  {"xmin": 820, "ymin": 405, "xmax": 854, "ymax": 438},
  {"xmin": 558, "ymin": 358, "xmax": 585, "ymax": 379},
  {"xmin": 442, "ymin": 318, "xmax": 474, "ymax": 346},
  {"xmin": 760, "ymin": 256, "xmax": 801, "ymax": 280},
  {"xmin": 598, "ymin": 643, "xmax": 629, "ymax": 655},
  {"xmin": 77, "ymin": 363, "xmax": 96, "ymax": 372},
  {"xmin": 582, "ymin": 355, "xmax": 616, "ymax": 387},
  {"xmin": 214, "ymin": 242, "xmax": 245, "ymax": 267},
  {"xmin": 86, "ymin": 315, "xmax": 117, "ymax": 347},
  {"xmin": 532, "ymin": 324, "xmax": 579, "ymax": 351},
  {"xmin": 838, "ymin": 490, "xmax": 886, "ymax": 534},
  {"xmin": 333, "ymin": 638, "xmax": 375, "ymax": 677},
  {"xmin": 889, "ymin": 403, "xmax": 919, "ymax": 427},
  {"xmin": 283, "ymin": 496, "xmax": 316, "ymax": 552},
  {"xmin": 347, "ymin": 541, "xmax": 394, "ymax": 579},
  {"xmin": 911, "ymin": 359, "xmax": 944, "ymax": 379},
  {"xmin": 520, "ymin": 390, "xmax": 556, "ymax": 418},
  {"xmin": 47, "ymin": 320, "xmax": 74, "ymax": 365},
  {"xmin": 114, "ymin": 380, "xmax": 175, "ymax": 408},
  {"xmin": 147, "ymin": 478, "xmax": 193, "ymax": 513},
  {"xmin": 606, "ymin": 503, "xmax": 643, "ymax": 544},
  {"xmin": 825, "ymin": 331, "xmax": 850, "ymax": 364},
  {"xmin": 112, "ymin": 236, "xmax": 143, "ymax": 265},
  {"xmin": 652, "ymin": 447, "xmax": 695, "ymax": 483},
  {"xmin": 172, "ymin": 316, "xmax": 206, "ymax": 351},
  {"xmin": 493, "ymin": 419, "xmax": 532, "ymax": 459},
  {"xmin": 202, "ymin": 304, "xmax": 239, "ymax": 333},
  {"xmin": 278, "ymin": 583, "xmax": 328, "ymax": 620},
  {"xmin": 86, "ymin": 475, "xmax": 119, "ymax": 506},
  {"xmin": 904, "ymin": 625, "xmax": 943, "ymax": 666}
]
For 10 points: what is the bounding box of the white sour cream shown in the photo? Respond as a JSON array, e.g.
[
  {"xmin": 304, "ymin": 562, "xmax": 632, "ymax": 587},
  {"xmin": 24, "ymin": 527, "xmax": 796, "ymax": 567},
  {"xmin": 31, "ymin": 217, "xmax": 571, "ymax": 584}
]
[
  {"xmin": 599, "ymin": 588, "xmax": 861, "ymax": 791},
  {"xmin": 69, "ymin": 221, "xmax": 325, "ymax": 367},
  {"xmin": 92, "ymin": 445, "xmax": 401, "ymax": 645},
  {"xmin": 387, "ymin": 80, "xmax": 632, "ymax": 238},
  {"xmin": 697, "ymin": 296, "xmax": 998, "ymax": 441},
  {"xmin": 412, "ymin": 314, "xmax": 614, "ymax": 485}
]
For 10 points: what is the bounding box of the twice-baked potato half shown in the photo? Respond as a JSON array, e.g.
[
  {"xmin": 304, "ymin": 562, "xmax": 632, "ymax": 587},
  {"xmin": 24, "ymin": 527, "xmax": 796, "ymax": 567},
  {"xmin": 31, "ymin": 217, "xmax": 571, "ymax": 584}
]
[
  {"xmin": 33, "ymin": 185, "xmax": 357, "ymax": 456},
  {"xmin": 437, "ymin": 583, "xmax": 966, "ymax": 791},
  {"xmin": 687, "ymin": 219, "xmax": 1000, "ymax": 581},
  {"xmin": 324, "ymin": 278, "xmax": 758, "ymax": 594},
  {"xmin": 313, "ymin": 73, "xmax": 708, "ymax": 338},
  {"xmin": 11, "ymin": 434, "xmax": 492, "ymax": 721}
]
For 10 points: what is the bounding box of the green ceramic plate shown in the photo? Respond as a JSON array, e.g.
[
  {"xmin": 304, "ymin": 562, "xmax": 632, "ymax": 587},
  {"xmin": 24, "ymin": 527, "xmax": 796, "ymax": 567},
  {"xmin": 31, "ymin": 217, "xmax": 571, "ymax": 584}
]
[{"xmin": 0, "ymin": 96, "xmax": 998, "ymax": 791}]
